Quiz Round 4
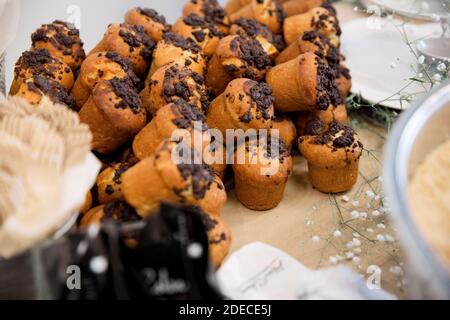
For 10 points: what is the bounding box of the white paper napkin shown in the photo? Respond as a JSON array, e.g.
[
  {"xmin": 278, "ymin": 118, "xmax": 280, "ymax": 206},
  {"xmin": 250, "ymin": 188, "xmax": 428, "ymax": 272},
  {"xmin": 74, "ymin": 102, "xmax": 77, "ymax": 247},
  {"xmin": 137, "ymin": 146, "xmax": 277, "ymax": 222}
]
[{"xmin": 217, "ymin": 242, "xmax": 397, "ymax": 300}]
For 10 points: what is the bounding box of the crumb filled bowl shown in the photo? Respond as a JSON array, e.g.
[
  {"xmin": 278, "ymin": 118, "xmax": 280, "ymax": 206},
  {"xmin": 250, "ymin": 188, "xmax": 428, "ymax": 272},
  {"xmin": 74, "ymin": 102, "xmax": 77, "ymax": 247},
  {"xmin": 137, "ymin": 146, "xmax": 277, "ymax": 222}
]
[{"xmin": 384, "ymin": 81, "xmax": 450, "ymax": 299}]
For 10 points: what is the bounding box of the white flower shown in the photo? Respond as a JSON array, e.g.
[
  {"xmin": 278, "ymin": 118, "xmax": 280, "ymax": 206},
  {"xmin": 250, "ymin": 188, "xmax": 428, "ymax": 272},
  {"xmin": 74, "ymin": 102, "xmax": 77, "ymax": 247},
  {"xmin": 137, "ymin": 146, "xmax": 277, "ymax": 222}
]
[
  {"xmin": 346, "ymin": 252, "xmax": 355, "ymax": 260},
  {"xmin": 418, "ymin": 55, "xmax": 425, "ymax": 64},
  {"xmin": 372, "ymin": 210, "xmax": 381, "ymax": 217},
  {"xmin": 366, "ymin": 190, "xmax": 375, "ymax": 199},
  {"xmin": 329, "ymin": 256, "xmax": 338, "ymax": 265},
  {"xmin": 377, "ymin": 223, "xmax": 386, "ymax": 229},
  {"xmin": 437, "ymin": 63, "xmax": 447, "ymax": 72},
  {"xmin": 333, "ymin": 230, "xmax": 342, "ymax": 238},
  {"xmin": 432, "ymin": 73, "xmax": 442, "ymax": 82},
  {"xmin": 351, "ymin": 210, "xmax": 360, "ymax": 219}
]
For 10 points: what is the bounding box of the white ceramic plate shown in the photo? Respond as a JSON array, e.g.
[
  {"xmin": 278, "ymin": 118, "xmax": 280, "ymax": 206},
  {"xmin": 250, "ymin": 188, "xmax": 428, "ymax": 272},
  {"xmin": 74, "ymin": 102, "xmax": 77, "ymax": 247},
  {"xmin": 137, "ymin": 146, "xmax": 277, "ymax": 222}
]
[
  {"xmin": 341, "ymin": 18, "xmax": 442, "ymax": 109},
  {"xmin": 369, "ymin": 0, "xmax": 450, "ymax": 21}
]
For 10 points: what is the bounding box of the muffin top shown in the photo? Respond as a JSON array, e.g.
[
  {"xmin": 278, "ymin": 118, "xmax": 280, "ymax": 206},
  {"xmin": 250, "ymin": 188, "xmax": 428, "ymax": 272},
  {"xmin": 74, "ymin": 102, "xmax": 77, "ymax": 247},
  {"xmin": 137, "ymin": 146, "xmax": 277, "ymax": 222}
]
[
  {"xmin": 137, "ymin": 7, "xmax": 171, "ymax": 30},
  {"xmin": 170, "ymin": 99, "xmax": 208, "ymax": 131},
  {"xmin": 24, "ymin": 75, "xmax": 76, "ymax": 110},
  {"xmin": 162, "ymin": 32, "xmax": 202, "ymax": 54},
  {"xmin": 116, "ymin": 24, "xmax": 156, "ymax": 61},
  {"xmin": 31, "ymin": 20, "xmax": 85, "ymax": 67},
  {"xmin": 108, "ymin": 77, "xmax": 142, "ymax": 114},
  {"xmin": 15, "ymin": 49, "xmax": 70, "ymax": 79},
  {"xmin": 191, "ymin": 0, "xmax": 229, "ymax": 26},
  {"xmin": 182, "ymin": 13, "xmax": 225, "ymax": 41},
  {"xmin": 238, "ymin": 80, "xmax": 274, "ymax": 123},
  {"xmin": 102, "ymin": 200, "xmax": 142, "ymax": 223},
  {"xmin": 232, "ymin": 18, "xmax": 285, "ymax": 51}
]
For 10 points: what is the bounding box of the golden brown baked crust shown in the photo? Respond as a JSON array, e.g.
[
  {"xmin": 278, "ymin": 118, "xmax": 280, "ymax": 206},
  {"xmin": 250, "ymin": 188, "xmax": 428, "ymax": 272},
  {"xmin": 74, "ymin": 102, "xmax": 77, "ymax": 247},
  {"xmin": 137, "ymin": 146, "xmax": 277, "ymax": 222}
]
[
  {"xmin": 149, "ymin": 32, "xmax": 206, "ymax": 77},
  {"xmin": 271, "ymin": 115, "xmax": 297, "ymax": 150},
  {"xmin": 123, "ymin": 140, "xmax": 227, "ymax": 217},
  {"xmin": 183, "ymin": 0, "xmax": 230, "ymax": 34},
  {"xmin": 233, "ymin": 136, "xmax": 293, "ymax": 210},
  {"xmin": 133, "ymin": 99, "xmax": 209, "ymax": 160},
  {"xmin": 172, "ymin": 13, "xmax": 225, "ymax": 57},
  {"xmin": 15, "ymin": 75, "xmax": 77, "ymax": 109},
  {"xmin": 282, "ymin": 0, "xmax": 325, "ymax": 17},
  {"xmin": 230, "ymin": 0, "xmax": 286, "ymax": 34},
  {"xmin": 79, "ymin": 77, "xmax": 147, "ymax": 154},
  {"xmin": 124, "ymin": 7, "xmax": 171, "ymax": 42},
  {"xmin": 71, "ymin": 51, "xmax": 139, "ymax": 110},
  {"xmin": 207, "ymin": 78, "xmax": 274, "ymax": 136},
  {"xmin": 140, "ymin": 62, "xmax": 209, "ymax": 116},
  {"xmin": 299, "ymin": 121, "xmax": 363, "ymax": 193},
  {"xmin": 31, "ymin": 20, "xmax": 86, "ymax": 71},
  {"xmin": 96, "ymin": 162, "xmax": 134, "ymax": 204},
  {"xmin": 10, "ymin": 49, "xmax": 74, "ymax": 96},
  {"xmin": 283, "ymin": 5, "xmax": 341, "ymax": 46},
  {"xmin": 266, "ymin": 52, "xmax": 343, "ymax": 112},
  {"xmin": 89, "ymin": 23, "xmax": 155, "ymax": 77},
  {"xmin": 225, "ymin": 0, "xmax": 252, "ymax": 15},
  {"xmin": 205, "ymin": 34, "xmax": 271, "ymax": 96}
]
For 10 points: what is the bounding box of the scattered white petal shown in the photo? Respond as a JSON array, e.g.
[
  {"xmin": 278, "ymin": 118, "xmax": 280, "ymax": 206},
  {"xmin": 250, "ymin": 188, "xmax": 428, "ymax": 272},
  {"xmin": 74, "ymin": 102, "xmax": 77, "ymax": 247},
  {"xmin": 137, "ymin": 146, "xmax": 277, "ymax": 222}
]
[
  {"xmin": 351, "ymin": 210, "xmax": 360, "ymax": 219},
  {"xmin": 341, "ymin": 195, "xmax": 350, "ymax": 203},
  {"xmin": 352, "ymin": 201, "xmax": 360, "ymax": 207},
  {"xmin": 359, "ymin": 212, "xmax": 368, "ymax": 219},
  {"xmin": 366, "ymin": 228, "xmax": 374, "ymax": 233},
  {"xmin": 346, "ymin": 241, "xmax": 354, "ymax": 248},
  {"xmin": 377, "ymin": 234, "xmax": 386, "ymax": 242},
  {"xmin": 312, "ymin": 235, "xmax": 321, "ymax": 243},
  {"xmin": 354, "ymin": 248, "xmax": 362, "ymax": 254},
  {"xmin": 333, "ymin": 230, "xmax": 342, "ymax": 238},
  {"xmin": 372, "ymin": 210, "xmax": 381, "ymax": 217},
  {"xmin": 353, "ymin": 233, "xmax": 360, "ymax": 238},
  {"xmin": 346, "ymin": 252, "xmax": 355, "ymax": 260},
  {"xmin": 385, "ymin": 234, "xmax": 395, "ymax": 242}
]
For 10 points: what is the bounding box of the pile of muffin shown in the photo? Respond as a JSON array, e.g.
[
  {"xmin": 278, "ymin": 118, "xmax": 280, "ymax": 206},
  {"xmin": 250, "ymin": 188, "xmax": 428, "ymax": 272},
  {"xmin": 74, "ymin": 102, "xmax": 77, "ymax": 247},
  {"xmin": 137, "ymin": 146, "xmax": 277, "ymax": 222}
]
[{"xmin": 8, "ymin": 0, "xmax": 363, "ymax": 267}]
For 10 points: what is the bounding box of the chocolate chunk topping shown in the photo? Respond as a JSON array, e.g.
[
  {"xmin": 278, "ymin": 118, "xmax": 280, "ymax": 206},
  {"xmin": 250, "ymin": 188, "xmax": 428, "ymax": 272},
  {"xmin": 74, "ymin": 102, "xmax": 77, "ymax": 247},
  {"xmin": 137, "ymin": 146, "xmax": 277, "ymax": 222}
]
[
  {"xmin": 109, "ymin": 77, "xmax": 142, "ymax": 114},
  {"xmin": 244, "ymin": 81, "xmax": 274, "ymax": 122},
  {"xmin": 162, "ymin": 65, "xmax": 209, "ymax": 112},
  {"xmin": 197, "ymin": 0, "xmax": 228, "ymax": 26},
  {"xmin": 234, "ymin": 18, "xmax": 285, "ymax": 51},
  {"xmin": 31, "ymin": 21, "xmax": 85, "ymax": 65},
  {"xmin": 15, "ymin": 49, "xmax": 65, "ymax": 81},
  {"xmin": 105, "ymin": 52, "xmax": 140, "ymax": 86},
  {"xmin": 187, "ymin": 204, "xmax": 219, "ymax": 231},
  {"xmin": 163, "ymin": 32, "xmax": 201, "ymax": 53},
  {"xmin": 137, "ymin": 7, "xmax": 169, "ymax": 26},
  {"xmin": 315, "ymin": 56, "xmax": 343, "ymax": 110},
  {"xmin": 113, "ymin": 163, "xmax": 133, "ymax": 184},
  {"xmin": 230, "ymin": 35, "xmax": 271, "ymax": 71},
  {"xmin": 26, "ymin": 75, "xmax": 76, "ymax": 110},
  {"xmin": 304, "ymin": 118, "xmax": 326, "ymax": 136},
  {"xmin": 177, "ymin": 163, "xmax": 216, "ymax": 199},
  {"xmin": 118, "ymin": 24, "xmax": 155, "ymax": 60},
  {"xmin": 313, "ymin": 122, "xmax": 360, "ymax": 149},
  {"xmin": 183, "ymin": 13, "xmax": 224, "ymax": 38},
  {"xmin": 171, "ymin": 100, "xmax": 208, "ymax": 131},
  {"xmin": 103, "ymin": 200, "xmax": 141, "ymax": 223}
]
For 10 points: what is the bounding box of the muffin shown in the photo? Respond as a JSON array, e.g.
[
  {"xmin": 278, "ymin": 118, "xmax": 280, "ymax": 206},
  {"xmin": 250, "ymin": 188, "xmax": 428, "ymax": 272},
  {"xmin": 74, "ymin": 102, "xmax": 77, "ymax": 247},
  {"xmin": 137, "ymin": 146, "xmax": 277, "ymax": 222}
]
[
  {"xmin": 233, "ymin": 136, "xmax": 293, "ymax": 210},
  {"xmin": 124, "ymin": 7, "xmax": 171, "ymax": 42},
  {"xmin": 96, "ymin": 162, "xmax": 134, "ymax": 204},
  {"xmin": 183, "ymin": 0, "xmax": 230, "ymax": 34},
  {"xmin": 299, "ymin": 121, "xmax": 363, "ymax": 193},
  {"xmin": 80, "ymin": 200, "xmax": 142, "ymax": 227},
  {"xmin": 271, "ymin": 115, "xmax": 297, "ymax": 151}
]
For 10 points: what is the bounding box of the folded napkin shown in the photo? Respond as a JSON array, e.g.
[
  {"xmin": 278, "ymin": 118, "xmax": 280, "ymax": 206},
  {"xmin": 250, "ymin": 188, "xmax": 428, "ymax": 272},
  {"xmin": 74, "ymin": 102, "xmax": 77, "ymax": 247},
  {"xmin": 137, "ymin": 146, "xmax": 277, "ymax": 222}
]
[
  {"xmin": 217, "ymin": 242, "xmax": 397, "ymax": 300},
  {"xmin": 0, "ymin": 96, "xmax": 101, "ymax": 258}
]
